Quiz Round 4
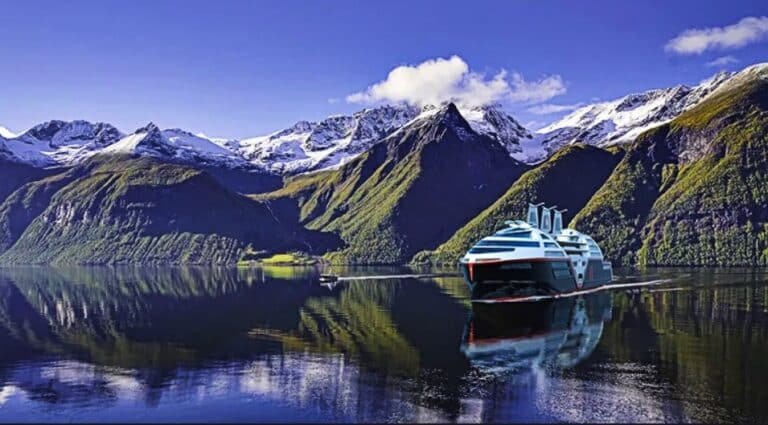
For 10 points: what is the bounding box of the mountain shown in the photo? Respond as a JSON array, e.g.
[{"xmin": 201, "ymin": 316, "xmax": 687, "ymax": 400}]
[
  {"xmin": 0, "ymin": 158, "xmax": 57, "ymax": 207},
  {"xmin": 1, "ymin": 62, "xmax": 767, "ymax": 267},
  {"xmin": 571, "ymin": 63, "xmax": 768, "ymax": 266},
  {"xmin": 529, "ymin": 70, "xmax": 734, "ymax": 161},
  {"xmin": 0, "ymin": 156, "xmax": 340, "ymax": 265},
  {"xmin": 237, "ymin": 104, "xmax": 421, "ymax": 174},
  {"xmin": 0, "ymin": 137, "xmax": 10, "ymax": 159},
  {"xmin": 1, "ymin": 103, "xmax": 529, "ymax": 175},
  {"xmin": 0, "ymin": 103, "xmax": 529, "ymax": 265},
  {"xmin": 0, "ymin": 166, "xmax": 83, "ymax": 253},
  {"xmin": 0, "ymin": 120, "xmax": 252, "ymax": 170},
  {"xmin": 0, "ymin": 120, "xmax": 286, "ymax": 194},
  {"xmin": 3, "ymin": 120, "xmax": 123, "ymax": 166},
  {"xmin": 258, "ymin": 103, "xmax": 529, "ymax": 264},
  {"xmin": 238, "ymin": 103, "xmax": 530, "ymax": 174},
  {"xmin": 415, "ymin": 144, "xmax": 623, "ymax": 264},
  {"xmin": 1, "ymin": 120, "xmax": 251, "ymax": 170},
  {"xmin": 0, "ymin": 67, "xmax": 750, "ymax": 174},
  {"xmin": 441, "ymin": 103, "xmax": 531, "ymax": 155},
  {"xmin": 102, "ymin": 123, "xmax": 250, "ymax": 169},
  {"xmin": 0, "ymin": 132, "xmax": 60, "ymax": 208}
]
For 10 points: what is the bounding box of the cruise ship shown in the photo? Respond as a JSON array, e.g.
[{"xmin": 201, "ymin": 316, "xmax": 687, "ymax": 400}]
[{"xmin": 459, "ymin": 203, "xmax": 612, "ymax": 299}]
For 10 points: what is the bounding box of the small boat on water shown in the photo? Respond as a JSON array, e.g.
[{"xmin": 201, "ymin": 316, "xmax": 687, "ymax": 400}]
[
  {"xmin": 459, "ymin": 203, "xmax": 613, "ymax": 299},
  {"xmin": 318, "ymin": 274, "xmax": 339, "ymax": 283}
]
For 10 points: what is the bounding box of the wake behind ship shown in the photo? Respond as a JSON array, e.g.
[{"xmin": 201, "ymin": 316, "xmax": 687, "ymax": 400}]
[{"xmin": 460, "ymin": 203, "xmax": 612, "ymax": 299}]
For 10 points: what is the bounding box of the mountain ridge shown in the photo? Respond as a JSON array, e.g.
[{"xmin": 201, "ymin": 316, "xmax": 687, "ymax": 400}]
[
  {"xmin": 3, "ymin": 63, "xmax": 764, "ymax": 172},
  {"xmin": 258, "ymin": 103, "xmax": 529, "ymax": 264},
  {"xmin": 529, "ymin": 64, "xmax": 768, "ymax": 162},
  {"xmin": 0, "ymin": 103, "xmax": 530, "ymax": 174}
]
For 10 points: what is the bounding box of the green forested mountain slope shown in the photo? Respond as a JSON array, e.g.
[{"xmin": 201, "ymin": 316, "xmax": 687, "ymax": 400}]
[
  {"xmin": 572, "ymin": 64, "xmax": 768, "ymax": 266},
  {"xmin": 0, "ymin": 156, "xmax": 336, "ymax": 265},
  {"xmin": 0, "ymin": 166, "xmax": 86, "ymax": 252},
  {"xmin": 258, "ymin": 104, "xmax": 529, "ymax": 264},
  {"xmin": 416, "ymin": 144, "xmax": 623, "ymax": 264}
]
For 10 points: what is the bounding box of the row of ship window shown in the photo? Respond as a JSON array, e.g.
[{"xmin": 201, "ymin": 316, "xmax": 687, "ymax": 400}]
[{"xmin": 469, "ymin": 239, "xmax": 601, "ymax": 256}]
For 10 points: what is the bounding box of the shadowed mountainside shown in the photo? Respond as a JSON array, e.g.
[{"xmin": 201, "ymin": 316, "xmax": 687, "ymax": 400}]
[
  {"xmin": 258, "ymin": 104, "xmax": 529, "ymax": 264},
  {"xmin": 416, "ymin": 144, "xmax": 623, "ymax": 264}
]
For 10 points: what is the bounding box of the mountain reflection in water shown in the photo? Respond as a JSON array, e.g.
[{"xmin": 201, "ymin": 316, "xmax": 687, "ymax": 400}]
[{"xmin": 0, "ymin": 266, "xmax": 766, "ymax": 422}]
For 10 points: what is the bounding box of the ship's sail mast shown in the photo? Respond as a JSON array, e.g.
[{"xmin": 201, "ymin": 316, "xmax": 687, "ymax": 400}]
[
  {"xmin": 525, "ymin": 203, "xmax": 565, "ymax": 234},
  {"xmin": 541, "ymin": 207, "xmax": 552, "ymax": 233},
  {"xmin": 553, "ymin": 208, "xmax": 567, "ymax": 234},
  {"xmin": 527, "ymin": 203, "xmax": 544, "ymax": 228}
]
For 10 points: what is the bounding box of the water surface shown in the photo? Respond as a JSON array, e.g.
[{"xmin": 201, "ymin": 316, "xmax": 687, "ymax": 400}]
[{"xmin": 0, "ymin": 266, "xmax": 766, "ymax": 423}]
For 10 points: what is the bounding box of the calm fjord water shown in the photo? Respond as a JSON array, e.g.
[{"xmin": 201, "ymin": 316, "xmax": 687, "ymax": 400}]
[{"xmin": 0, "ymin": 266, "xmax": 766, "ymax": 423}]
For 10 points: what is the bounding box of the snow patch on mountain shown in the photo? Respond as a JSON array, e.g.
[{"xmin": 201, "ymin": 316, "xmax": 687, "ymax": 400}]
[
  {"xmin": 238, "ymin": 103, "xmax": 530, "ymax": 173},
  {"xmin": 237, "ymin": 105, "xmax": 421, "ymax": 173},
  {"xmin": 3, "ymin": 120, "xmax": 124, "ymax": 166},
  {"xmin": 0, "ymin": 127, "xmax": 16, "ymax": 139},
  {"xmin": 0, "ymin": 120, "xmax": 248, "ymax": 169},
  {"xmin": 0, "ymin": 103, "xmax": 532, "ymax": 173},
  {"xmin": 460, "ymin": 104, "xmax": 531, "ymax": 155},
  {"xmin": 528, "ymin": 70, "xmax": 735, "ymax": 161},
  {"xmin": 103, "ymin": 124, "xmax": 248, "ymax": 167},
  {"xmin": 705, "ymin": 62, "xmax": 768, "ymax": 98},
  {"xmin": 3, "ymin": 62, "xmax": 766, "ymax": 171}
]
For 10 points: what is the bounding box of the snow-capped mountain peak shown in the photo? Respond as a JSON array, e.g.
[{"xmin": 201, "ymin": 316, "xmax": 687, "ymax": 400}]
[
  {"xmin": 704, "ymin": 62, "xmax": 768, "ymax": 98},
  {"xmin": 2, "ymin": 120, "xmax": 124, "ymax": 166},
  {"xmin": 103, "ymin": 123, "xmax": 172, "ymax": 156},
  {"xmin": 22, "ymin": 120, "xmax": 123, "ymax": 148},
  {"xmin": 529, "ymin": 68, "xmax": 738, "ymax": 161},
  {"xmin": 460, "ymin": 103, "xmax": 531, "ymax": 155},
  {"xmin": 2, "ymin": 62, "xmax": 766, "ymax": 171},
  {"xmin": 102, "ymin": 123, "xmax": 248, "ymax": 168},
  {"xmin": 237, "ymin": 103, "xmax": 421, "ymax": 173},
  {"xmin": 236, "ymin": 102, "xmax": 530, "ymax": 173},
  {"xmin": 0, "ymin": 102, "xmax": 533, "ymax": 172}
]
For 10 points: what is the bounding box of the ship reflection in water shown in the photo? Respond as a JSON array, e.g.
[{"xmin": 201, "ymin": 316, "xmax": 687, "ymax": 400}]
[
  {"xmin": 0, "ymin": 266, "xmax": 767, "ymax": 423},
  {"xmin": 462, "ymin": 294, "xmax": 612, "ymax": 374}
]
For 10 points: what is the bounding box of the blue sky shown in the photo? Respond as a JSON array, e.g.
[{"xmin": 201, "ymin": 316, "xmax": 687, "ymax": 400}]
[{"xmin": 1, "ymin": 0, "xmax": 767, "ymax": 138}]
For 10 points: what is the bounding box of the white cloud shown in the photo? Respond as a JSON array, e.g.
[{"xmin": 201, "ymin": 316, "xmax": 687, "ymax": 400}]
[
  {"xmin": 705, "ymin": 55, "xmax": 739, "ymax": 68},
  {"xmin": 507, "ymin": 73, "xmax": 566, "ymax": 103},
  {"xmin": 665, "ymin": 16, "xmax": 768, "ymax": 55},
  {"xmin": 527, "ymin": 103, "xmax": 584, "ymax": 115},
  {"xmin": 346, "ymin": 55, "xmax": 565, "ymax": 107}
]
